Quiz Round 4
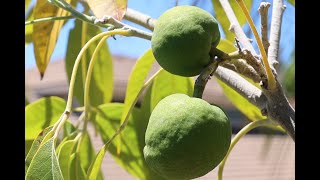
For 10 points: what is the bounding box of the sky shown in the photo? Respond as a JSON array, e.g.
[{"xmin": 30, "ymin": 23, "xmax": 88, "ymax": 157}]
[{"xmin": 25, "ymin": 0, "xmax": 295, "ymax": 70}]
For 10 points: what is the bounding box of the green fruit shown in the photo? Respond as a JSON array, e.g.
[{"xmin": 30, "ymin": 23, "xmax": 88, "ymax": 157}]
[
  {"xmin": 151, "ymin": 6, "xmax": 220, "ymax": 77},
  {"xmin": 143, "ymin": 94, "xmax": 231, "ymax": 180}
]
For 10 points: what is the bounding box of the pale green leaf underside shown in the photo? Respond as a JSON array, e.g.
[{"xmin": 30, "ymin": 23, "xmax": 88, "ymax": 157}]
[{"xmin": 26, "ymin": 138, "xmax": 63, "ymax": 180}]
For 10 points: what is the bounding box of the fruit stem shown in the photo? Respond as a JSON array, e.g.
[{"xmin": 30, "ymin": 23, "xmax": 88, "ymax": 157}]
[
  {"xmin": 193, "ymin": 47, "xmax": 240, "ymax": 99},
  {"xmin": 235, "ymin": 0, "xmax": 276, "ymax": 90},
  {"xmin": 217, "ymin": 119, "xmax": 276, "ymax": 180}
]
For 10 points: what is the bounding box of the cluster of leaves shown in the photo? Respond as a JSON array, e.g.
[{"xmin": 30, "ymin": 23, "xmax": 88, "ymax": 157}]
[{"xmin": 25, "ymin": 0, "xmax": 295, "ymax": 179}]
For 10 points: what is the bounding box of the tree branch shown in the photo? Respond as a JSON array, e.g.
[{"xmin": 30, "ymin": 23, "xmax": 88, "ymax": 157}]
[
  {"xmin": 268, "ymin": 0, "xmax": 286, "ymax": 71},
  {"xmin": 258, "ymin": 2, "xmax": 271, "ymax": 54},
  {"xmin": 124, "ymin": 8, "xmax": 156, "ymax": 31},
  {"xmin": 214, "ymin": 67, "xmax": 267, "ymax": 110}
]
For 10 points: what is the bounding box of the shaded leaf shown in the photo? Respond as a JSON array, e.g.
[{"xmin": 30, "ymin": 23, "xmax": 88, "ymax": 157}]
[
  {"xmin": 70, "ymin": 153, "xmax": 87, "ymax": 180},
  {"xmin": 66, "ymin": 20, "xmax": 113, "ymax": 107},
  {"xmin": 33, "ymin": 0, "xmax": 72, "ymax": 77},
  {"xmin": 64, "ymin": 120, "xmax": 77, "ymax": 137},
  {"xmin": 212, "ymin": 0, "xmax": 252, "ymax": 41},
  {"xmin": 25, "ymin": 126, "xmax": 54, "ymax": 172},
  {"xmin": 151, "ymin": 70, "xmax": 194, "ymax": 110},
  {"xmin": 87, "ymin": 0, "xmax": 127, "ymax": 20},
  {"xmin": 25, "ymin": 96, "xmax": 66, "ymax": 141},
  {"xmin": 58, "ymin": 139, "xmax": 77, "ymax": 180},
  {"xmin": 91, "ymin": 103, "xmax": 164, "ymax": 180},
  {"xmin": 140, "ymin": 82, "xmax": 153, "ymax": 121},
  {"xmin": 25, "ymin": 96, "xmax": 29, "ymax": 106},
  {"xmin": 25, "ymin": 0, "xmax": 31, "ymax": 11},
  {"xmin": 25, "ymin": 138, "xmax": 63, "ymax": 180}
]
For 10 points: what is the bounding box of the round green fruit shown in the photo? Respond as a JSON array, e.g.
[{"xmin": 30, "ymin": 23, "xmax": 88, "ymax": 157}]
[
  {"xmin": 143, "ymin": 94, "xmax": 231, "ymax": 180},
  {"xmin": 151, "ymin": 6, "xmax": 221, "ymax": 77}
]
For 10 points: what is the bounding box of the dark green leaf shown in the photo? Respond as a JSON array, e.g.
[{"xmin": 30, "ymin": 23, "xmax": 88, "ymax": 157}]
[
  {"xmin": 66, "ymin": 20, "xmax": 113, "ymax": 107},
  {"xmin": 212, "ymin": 0, "xmax": 252, "ymax": 41},
  {"xmin": 25, "ymin": 96, "xmax": 66, "ymax": 141},
  {"xmin": 150, "ymin": 70, "xmax": 194, "ymax": 110},
  {"xmin": 26, "ymin": 138, "xmax": 63, "ymax": 180},
  {"xmin": 93, "ymin": 103, "xmax": 164, "ymax": 180},
  {"xmin": 25, "ymin": 126, "xmax": 54, "ymax": 172}
]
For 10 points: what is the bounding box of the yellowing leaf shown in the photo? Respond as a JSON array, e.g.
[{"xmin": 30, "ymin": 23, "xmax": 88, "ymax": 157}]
[
  {"xmin": 87, "ymin": 0, "xmax": 127, "ymax": 20},
  {"xmin": 33, "ymin": 0, "xmax": 71, "ymax": 78}
]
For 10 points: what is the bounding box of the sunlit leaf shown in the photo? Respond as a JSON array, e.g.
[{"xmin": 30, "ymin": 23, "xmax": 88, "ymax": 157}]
[
  {"xmin": 33, "ymin": 0, "xmax": 72, "ymax": 77},
  {"xmin": 120, "ymin": 49, "xmax": 155, "ymax": 140},
  {"xmin": 287, "ymin": 0, "xmax": 295, "ymax": 6},
  {"xmin": 91, "ymin": 103, "xmax": 164, "ymax": 180},
  {"xmin": 25, "ymin": 96, "xmax": 66, "ymax": 141},
  {"xmin": 25, "ymin": 0, "xmax": 31, "ymax": 11},
  {"xmin": 66, "ymin": 20, "xmax": 113, "ymax": 107},
  {"xmin": 150, "ymin": 70, "xmax": 194, "ymax": 110},
  {"xmin": 25, "ymin": 138, "xmax": 63, "ymax": 180},
  {"xmin": 87, "ymin": 0, "xmax": 127, "ymax": 20},
  {"xmin": 25, "ymin": 7, "xmax": 34, "ymax": 46},
  {"xmin": 212, "ymin": 0, "xmax": 252, "ymax": 41},
  {"xmin": 25, "ymin": 126, "xmax": 54, "ymax": 172}
]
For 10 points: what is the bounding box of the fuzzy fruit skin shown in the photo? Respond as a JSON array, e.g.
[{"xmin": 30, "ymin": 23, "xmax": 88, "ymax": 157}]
[
  {"xmin": 143, "ymin": 94, "xmax": 231, "ymax": 180},
  {"xmin": 151, "ymin": 6, "xmax": 220, "ymax": 77}
]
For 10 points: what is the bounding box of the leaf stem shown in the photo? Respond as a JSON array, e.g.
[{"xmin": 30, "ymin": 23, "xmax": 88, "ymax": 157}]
[
  {"xmin": 25, "ymin": 15, "xmax": 74, "ymax": 25},
  {"xmin": 236, "ymin": 0, "xmax": 276, "ymax": 90},
  {"xmin": 83, "ymin": 35, "xmax": 110, "ymax": 131},
  {"xmin": 81, "ymin": 22, "xmax": 88, "ymax": 91},
  {"xmin": 217, "ymin": 119, "xmax": 276, "ymax": 180}
]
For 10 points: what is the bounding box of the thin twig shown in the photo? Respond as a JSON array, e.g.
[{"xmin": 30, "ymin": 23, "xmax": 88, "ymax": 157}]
[
  {"xmin": 268, "ymin": 0, "xmax": 286, "ymax": 71},
  {"xmin": 25, "ymin": 15, "xmax": 74, "ymax": 25},
  {"xmin": 258, "ymin": 2, "xmax": 271, "ymax": 54}
]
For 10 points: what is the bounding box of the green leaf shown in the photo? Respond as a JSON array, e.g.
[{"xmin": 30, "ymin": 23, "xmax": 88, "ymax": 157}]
[
  {"xmin": 25, "ymin": 0, "xmax": 31, "ymax": 11},
  {"xmin": 33, "ymin": 0, "xmax": 72, "ymax": 77},
  {"xmin": 212, "ymin": 0, "xmax": 252, "ymax": 41},
  {"xmin": 217, "ymin": 38, "xmax": 237, "ymax": 53},
  {"xmin": 25, "ymin": 96, "xmax": 29, "ymax": 106},
  {"xmin": 121, "ymin": 48, "xmax": 155, "ymax": 127},
  {"xmin": 87, "ymin": 0, "xmax": 127, "ymax": 20},
  {"xmin": 216, "ymin": 78, "xmax": 265, "ymax": 121},
  {"xmin": 140, "ymin": 82, "xmax": 153, "ymax": 121},
  {"xmin": 25, "ymin": 138, "xmax": 64, "ymax": 180},
  {"xmin": 150, "ymin": 70, "xmax": 194, "ymax": 110},
  {"xmin": 91, "ymin": 103, "xmax": 164, "ymax": 180},
  {"xmin": 25, "ymin": 126, "xmax": 54, "ymax": 172},
  {"xmin": 25, "ymin": 96, "xmax": 66, "ymax": 141},
  {"xmin": 66, "ymin": 20, "xmax": 113, "ymax": 107},
  {"xmin": 25, "ymin": 7, "xmax": 33, "ymax": 46},
  {"xmin": 58, "ymin": 139, "xmax": 77, "ymax": 180}
]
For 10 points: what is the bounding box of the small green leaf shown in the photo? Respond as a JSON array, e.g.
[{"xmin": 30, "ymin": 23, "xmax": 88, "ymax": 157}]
[
  {"xmin": 150, "ymin": 70, "xmax": 194, "ymax": 110},
  {"xmin": 90, "ymin": 103, "xmax": 164, "ymax": 180},
  {"xmin": 25, "ymin": 7, "xmax": 33, "ymax": 46},
  {"xmin": 25, "ymin": 138, "xmax": 64, "ymax": 180},
  {"xmin": 25, "ymin": 96, "xmax": 66, "ymax": 141},
  {"xmin": 121, "ymin": 48, "xmax": 155, "ymax": 127},
  {"xmin": 25, "ymin": 126, "xmax": 54, "ymax": 172},
  {"xmin": 58, "ymin": 139, "xmax": 77, "ymax": 180},
  {"xmin": 212, "ymin": 0, "xmax": 252, "ymax": 41},
  {"xmin": 66, "ymin": 20, "xmax": 113, "ymax": 107},
  {"xmin": 87, "ymin": 0, "xmax": 127, "ymax": 20},
  {"xmin": 64, "ymin": 120, "xmax": 77, "ymax": 137}
]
